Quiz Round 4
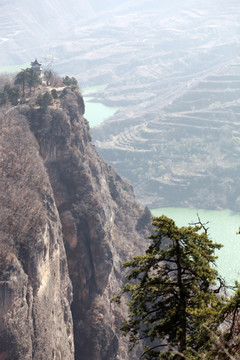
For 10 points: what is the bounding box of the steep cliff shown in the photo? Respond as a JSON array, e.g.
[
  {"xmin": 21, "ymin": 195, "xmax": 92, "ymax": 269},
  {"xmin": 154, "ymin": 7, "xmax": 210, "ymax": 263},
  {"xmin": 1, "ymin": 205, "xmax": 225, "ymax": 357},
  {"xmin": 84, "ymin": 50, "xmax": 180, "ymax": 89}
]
[
  {"xmin": 0, "ymin": 111, "xmax": 74, "ymax": 359},
  {"xmin": 26, "ymin": 89, "xmax": 150, "ymax": 360},
  {"xmin": 0, "ymin": 89, "xmax": 150, "ymax": 359}
]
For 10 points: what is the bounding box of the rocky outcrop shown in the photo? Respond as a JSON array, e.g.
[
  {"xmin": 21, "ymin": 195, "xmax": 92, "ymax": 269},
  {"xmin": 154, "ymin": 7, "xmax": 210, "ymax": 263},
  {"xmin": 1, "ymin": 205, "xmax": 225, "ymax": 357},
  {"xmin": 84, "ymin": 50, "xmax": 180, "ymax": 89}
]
[
  {"xmin": 0, "ymin": 88, "xmax": 150, "ymax": 360},
  {"xmin": 0, "ymin": 112, "xmax": 74, "ymax": 359}
]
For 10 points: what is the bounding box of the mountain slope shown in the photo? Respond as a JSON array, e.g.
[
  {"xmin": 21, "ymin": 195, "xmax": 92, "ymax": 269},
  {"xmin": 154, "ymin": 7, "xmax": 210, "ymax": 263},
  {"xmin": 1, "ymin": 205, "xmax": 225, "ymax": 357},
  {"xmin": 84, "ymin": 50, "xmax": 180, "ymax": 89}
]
[
  {"xmin": 0, "ymin": 0, "xmax": 131, "ymax": 67},
  {"xmin": 0, "ymin": 110, "xmax": 74, "ymax": 359},
  {"xmin": 80, "ymin": 0, "xmax": 240, "ymax": 210},
  {"xmin": 2, "ymin": 0, "xmax": 240, "ymax": 210},
  {"xmin": 0, "ymin": 88, "xmax": 150, "ymax": 359},
  {"xmin": 0, "ymin": 0, "xmax": 94, "ymax": 66},
  {"xmin": 26, "ymin": 89, "xmax": 150, "ymax": 359}
]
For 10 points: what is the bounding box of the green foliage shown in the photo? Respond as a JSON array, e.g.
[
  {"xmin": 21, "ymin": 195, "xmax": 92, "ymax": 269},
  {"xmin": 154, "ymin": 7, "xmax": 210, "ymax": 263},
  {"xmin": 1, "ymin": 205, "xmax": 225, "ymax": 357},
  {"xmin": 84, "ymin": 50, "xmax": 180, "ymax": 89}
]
[
  {"xmin": 26, "ymin": 67, "xmax": 41, "ymax": 95},
  {"xmin": 3, "ymin": 84, "xmax": 20, "ymax": 105},
  {"xmin": 36, "ymin": 91, "xmax": 53, "ymax": 109},
  {"xmin": 14, "ymin": 68, "xmax": 41, "ymax": 97},
  {"xmin": 62, "ymin": 75, "xmax": 78, "ymax": 88},
  {"xmin": 60, "ymin": 87, "xmax": 68, "ymax": 98},
  {"xmin": 14, "ymin": 68, "xmax": 28, "ymax": 97},
  {"xmin": 0, "ymin": 90, "xmax": 8, "ymax": 105},
  {"xmin": 113, "ymin": 215, "xmax": 240, "ymax": 359},
  {"xmin": 0, "ymin": 83, "xmax": 21, "ymax": 107},
  {"xmin": 35, "ymin": 94, "xmax": 42, "ymax": 107},
  {"xmin": 51, "ymin": 88, "xmax": 58, "ymax": 99}
]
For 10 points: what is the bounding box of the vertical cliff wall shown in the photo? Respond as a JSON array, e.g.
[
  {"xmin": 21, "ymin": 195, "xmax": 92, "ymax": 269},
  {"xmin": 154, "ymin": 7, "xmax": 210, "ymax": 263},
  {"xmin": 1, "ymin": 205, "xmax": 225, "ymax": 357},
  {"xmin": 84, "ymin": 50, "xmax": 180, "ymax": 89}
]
[
  {"xmin": 0, "ymin": 111, "xmax": 74, "ymax": 359},
  {"xmin": 25, "ymin": 89, "xmax": 150, "ymax": 360}
]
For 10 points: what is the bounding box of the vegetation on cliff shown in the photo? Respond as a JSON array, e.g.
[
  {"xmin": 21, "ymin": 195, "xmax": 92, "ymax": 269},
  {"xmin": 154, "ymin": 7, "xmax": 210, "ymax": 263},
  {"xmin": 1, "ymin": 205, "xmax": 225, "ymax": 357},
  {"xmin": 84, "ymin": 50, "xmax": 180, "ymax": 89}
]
[
  {"xmin": 3, "ymin": 66, "xmax": 240, "ymax": 359},
  {"xmin": 0, "ymin": 67, "xmax": 79, "ymax": 109},
  {"xmin": 113, "ymin": 216, "xmax": 240, "ymax": 359}
]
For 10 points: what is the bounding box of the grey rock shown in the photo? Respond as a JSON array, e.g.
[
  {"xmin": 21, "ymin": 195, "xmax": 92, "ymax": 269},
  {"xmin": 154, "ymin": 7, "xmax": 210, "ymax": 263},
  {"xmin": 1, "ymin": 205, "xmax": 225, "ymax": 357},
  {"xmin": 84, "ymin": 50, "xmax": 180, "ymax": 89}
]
[
  {"xmin": 0, "ymin": 89, "xmax": 150, "ymax": 359},
  {"xmin": 0, "ymin": 112, "xmax": 74, "ymax": 359},
  {"xmin": 28, "ymin": 89, "xmax": 149, "ymax": 360}
]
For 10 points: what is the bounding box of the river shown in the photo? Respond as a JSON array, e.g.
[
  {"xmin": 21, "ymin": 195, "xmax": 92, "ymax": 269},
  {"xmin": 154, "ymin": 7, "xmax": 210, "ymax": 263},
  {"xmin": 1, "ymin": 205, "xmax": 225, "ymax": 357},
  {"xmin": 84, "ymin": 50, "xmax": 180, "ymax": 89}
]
[
  {"xmin": 0, "ymin": 63, "xmax": 29, "ymax": 74},
  {"xmin": 84, "ymin": 86, "xmax": 240, "ymax": 287},
  {"xmin": 151, "ymin": 207, "xmax": 240, "ymax": 287},
  {"xmin": 82, "ymin": 86, "xmax": 118, "ymax": 127}
]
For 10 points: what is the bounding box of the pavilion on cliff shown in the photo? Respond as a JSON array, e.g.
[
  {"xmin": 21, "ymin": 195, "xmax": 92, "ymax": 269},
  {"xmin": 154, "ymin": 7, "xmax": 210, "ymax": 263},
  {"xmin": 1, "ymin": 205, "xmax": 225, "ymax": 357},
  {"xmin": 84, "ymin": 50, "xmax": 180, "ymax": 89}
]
[{"xmin": 31, "ymin": 59, "xmax": 43, "ymax": 78}]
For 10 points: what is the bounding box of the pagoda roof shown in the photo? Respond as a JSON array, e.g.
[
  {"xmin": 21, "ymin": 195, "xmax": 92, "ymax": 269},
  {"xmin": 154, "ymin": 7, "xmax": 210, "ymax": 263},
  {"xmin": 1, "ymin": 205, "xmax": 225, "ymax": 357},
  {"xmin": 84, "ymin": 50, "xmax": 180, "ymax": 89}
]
[{"xmin": 31, "ymin": 59, "xmax": 42, "ymax": 66}]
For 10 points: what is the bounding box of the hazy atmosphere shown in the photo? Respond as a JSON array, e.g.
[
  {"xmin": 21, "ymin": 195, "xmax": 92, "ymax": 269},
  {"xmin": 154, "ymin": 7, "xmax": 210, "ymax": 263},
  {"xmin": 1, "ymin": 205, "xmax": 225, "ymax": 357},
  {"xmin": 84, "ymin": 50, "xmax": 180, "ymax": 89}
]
[
  {"xmin": 1, "ymin": 1, "xmax": 240, "ymax": 359},
  {"xmin": 2, "ymin": 0, "xmax": 239, "ymax": 209}
]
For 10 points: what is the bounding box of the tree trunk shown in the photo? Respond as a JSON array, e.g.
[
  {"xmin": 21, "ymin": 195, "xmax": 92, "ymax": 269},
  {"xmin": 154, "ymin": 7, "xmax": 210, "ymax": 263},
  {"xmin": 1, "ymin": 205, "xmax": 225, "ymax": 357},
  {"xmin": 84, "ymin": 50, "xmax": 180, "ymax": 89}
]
[
  {"xmin": 22, "ymin": 79, "xmax": 25, "ymax": 98},
  {"xmin": 176, "ymin": 239, "xmax": 187, "ymax": 354}
]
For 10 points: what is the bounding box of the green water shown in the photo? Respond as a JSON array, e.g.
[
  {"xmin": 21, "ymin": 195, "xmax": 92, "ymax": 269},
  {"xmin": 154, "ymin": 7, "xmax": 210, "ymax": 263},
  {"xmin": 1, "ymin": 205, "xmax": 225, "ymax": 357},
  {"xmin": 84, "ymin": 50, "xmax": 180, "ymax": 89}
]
[
  {"xmin": 151, "ymin": 207, "xmax": 240, "ymax": 286},
  {"xmin": 82, "ymin": 86, "xmax": 118, "ymax": 127},
  {"xmin": 0, "ymin": 63, "xmax": 29, "ymax": 74},
  {"xmin": 84, "ymin": 99, "xmax": 118, "ymax": 127}
]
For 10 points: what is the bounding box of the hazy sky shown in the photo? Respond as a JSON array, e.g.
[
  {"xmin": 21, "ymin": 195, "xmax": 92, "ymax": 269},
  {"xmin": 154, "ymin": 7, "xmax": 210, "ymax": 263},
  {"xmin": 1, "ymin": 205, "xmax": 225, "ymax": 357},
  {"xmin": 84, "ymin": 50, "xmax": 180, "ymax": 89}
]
[{"xmin": 89, "ymin": 0, "xmax": 129, "ymax": 12}]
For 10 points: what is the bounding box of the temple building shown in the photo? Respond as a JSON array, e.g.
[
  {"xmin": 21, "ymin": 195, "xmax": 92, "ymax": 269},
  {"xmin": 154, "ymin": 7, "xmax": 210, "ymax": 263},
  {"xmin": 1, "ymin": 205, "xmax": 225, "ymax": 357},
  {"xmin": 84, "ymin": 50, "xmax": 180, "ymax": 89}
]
[{"xmin": 31, "ymin": 59, "xmax": 43, "ymax": 78}]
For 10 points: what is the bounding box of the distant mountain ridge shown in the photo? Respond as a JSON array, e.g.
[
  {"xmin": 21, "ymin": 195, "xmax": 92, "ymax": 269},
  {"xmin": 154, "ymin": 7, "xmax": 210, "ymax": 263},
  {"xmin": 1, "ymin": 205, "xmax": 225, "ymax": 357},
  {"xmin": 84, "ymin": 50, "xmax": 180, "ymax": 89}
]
[
  {"xmin": 2, "ymin": 0, "xmax": 240, "ymax": 210},
  {"xmin": 0, "ymin": 0, "xmax": 130, "ymax": 67},
  {"xmin": 0, "ymin": 0, "xmax": 96, "ymax": 66}
]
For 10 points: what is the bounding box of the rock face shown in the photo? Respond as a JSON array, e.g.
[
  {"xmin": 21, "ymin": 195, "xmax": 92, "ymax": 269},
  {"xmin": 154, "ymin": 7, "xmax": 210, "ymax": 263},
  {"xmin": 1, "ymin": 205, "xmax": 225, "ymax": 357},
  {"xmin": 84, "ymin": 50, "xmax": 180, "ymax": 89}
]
[
  {"xmin": 0, "ymin": 112, "xmax": 74, "ymax": 359},
  {"xmin": 27, "ymin": 89, "xmax": 150, "ymax": 360},
  {"xmin": 0, "ymin": 89, "xmax": 150, "ymax": 359}
]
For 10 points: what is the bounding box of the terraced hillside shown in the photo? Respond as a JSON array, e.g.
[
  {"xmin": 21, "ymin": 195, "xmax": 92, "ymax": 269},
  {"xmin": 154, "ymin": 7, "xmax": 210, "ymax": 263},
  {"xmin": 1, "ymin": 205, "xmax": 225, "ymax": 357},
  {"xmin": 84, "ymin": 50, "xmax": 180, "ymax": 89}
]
[
  {"xmin": 74, "ymin": 0, "xmax": 240, "ymax": 211},
  {"xmin": 94, "ymin": 61, "xmax": 240, "ymax": 210},
  {"xmin": 1, "ymin": 0, "xmax": 240, "ymax": 210},
  {"xmin": 94, "ymin": 58, "xmax": 240, "ymax": 210}
]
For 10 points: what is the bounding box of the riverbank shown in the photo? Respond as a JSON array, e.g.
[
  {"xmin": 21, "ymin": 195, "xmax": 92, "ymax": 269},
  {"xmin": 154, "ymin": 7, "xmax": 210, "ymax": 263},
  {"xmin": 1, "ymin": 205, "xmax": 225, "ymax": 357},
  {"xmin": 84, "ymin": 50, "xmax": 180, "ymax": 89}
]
[{"xmin": 82, "ymin": 86, "xmax": 119, "ymax": 127}]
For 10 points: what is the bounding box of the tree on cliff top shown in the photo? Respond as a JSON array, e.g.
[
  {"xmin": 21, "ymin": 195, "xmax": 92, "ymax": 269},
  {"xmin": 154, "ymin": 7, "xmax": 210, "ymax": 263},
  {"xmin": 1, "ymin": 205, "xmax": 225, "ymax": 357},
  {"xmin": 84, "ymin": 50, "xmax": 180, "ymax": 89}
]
[
  {"xmin": 27, "ymin": 67, "xmax": 41, "ymax": 95},
  {"xmin": 14, "ymin": 69, "xmax": 28, "ymax": 97},
  {"xmin": 63, "ymin": 75, "xmax": 78, "ymax": 88},
  {"xmin": 113, "ymin": 215, "xmax": 240, "ymax": 359},
  {"xmin": 14, "ymin": 68, "xmax": 41, "ymax": 97}
]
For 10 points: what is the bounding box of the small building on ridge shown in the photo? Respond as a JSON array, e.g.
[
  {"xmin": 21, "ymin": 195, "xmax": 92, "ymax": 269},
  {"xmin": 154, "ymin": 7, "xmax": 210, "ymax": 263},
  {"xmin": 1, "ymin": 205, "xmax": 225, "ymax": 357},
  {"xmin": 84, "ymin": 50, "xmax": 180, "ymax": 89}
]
[{"xmin": 31, "ymin": 59, "xmax": 43, "ymax": 78}]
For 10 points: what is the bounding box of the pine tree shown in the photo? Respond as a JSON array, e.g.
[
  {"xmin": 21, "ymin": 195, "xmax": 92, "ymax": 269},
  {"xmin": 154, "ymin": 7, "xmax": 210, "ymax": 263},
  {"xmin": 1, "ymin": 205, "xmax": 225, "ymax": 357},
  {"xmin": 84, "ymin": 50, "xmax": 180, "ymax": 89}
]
[
  {"xmin": 3, "ymin": 84, "xmax": 20, "ymax": 105},
  {"xmin": 14, "ymin": 69, "xmax": 28, "ymax": 98},
  {"xmin": 26, "ymin": 67, "xmax": 41, "ymax": 95},
  {"xmin": 113, "ymin": 215, "xmax": 240, "ymax": 359},
  {"xmin": 14, "ymin": 68, "xmax": 41, "ymax": 97}
]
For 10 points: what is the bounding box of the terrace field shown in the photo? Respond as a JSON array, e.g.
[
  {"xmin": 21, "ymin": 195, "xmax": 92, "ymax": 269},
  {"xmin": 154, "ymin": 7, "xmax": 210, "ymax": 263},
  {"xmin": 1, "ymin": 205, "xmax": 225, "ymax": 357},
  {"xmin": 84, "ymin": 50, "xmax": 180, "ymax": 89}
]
[{"xmin": 1, "ymin": 0, "xmax": 240, "ymax": 210}]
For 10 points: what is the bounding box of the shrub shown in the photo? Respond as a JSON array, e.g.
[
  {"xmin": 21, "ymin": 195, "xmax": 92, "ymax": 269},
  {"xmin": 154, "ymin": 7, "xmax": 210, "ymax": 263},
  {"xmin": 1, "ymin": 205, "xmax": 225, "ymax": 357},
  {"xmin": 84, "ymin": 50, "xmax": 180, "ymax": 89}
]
[
  {"xmin": 62, "ymin": 76, "xmax": 78, "ymax": 88},
  {"xmin": 3, "ymin": 84, "xmax": 20, "ymax": 105},
  {"xmin": 36, "ymin": 91, "xmax": 53, "ymax": 109},
  {"xmin": 51, "ymin": 89, "xmax": 58, "ymax": 99},
  {"xmin": 0, "ymin": 91, "xmax": 8, "ymax": 106},
  {"xmin": 60, "ymin": 87, "xmax": 68, "ymax": 98}
]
